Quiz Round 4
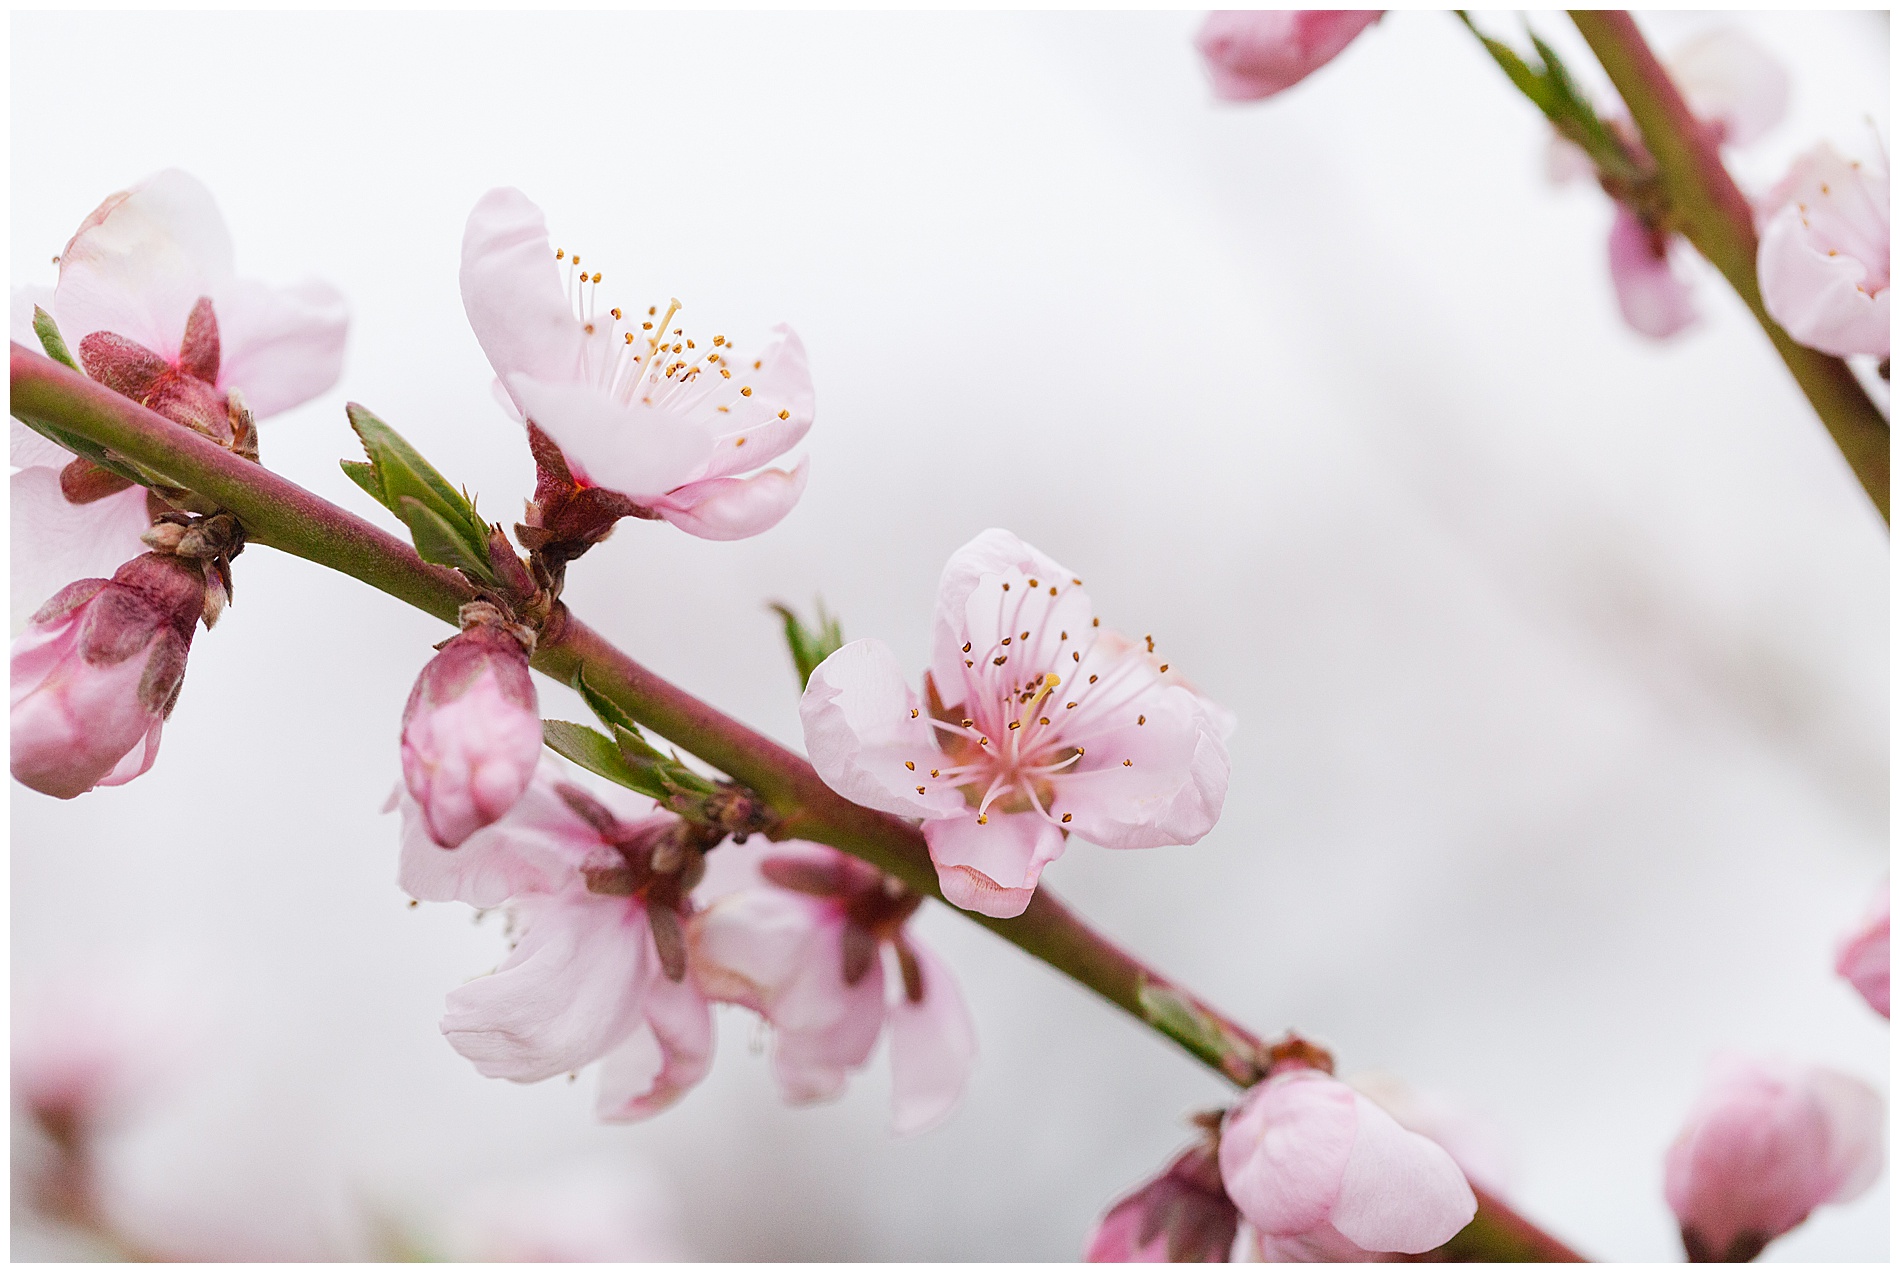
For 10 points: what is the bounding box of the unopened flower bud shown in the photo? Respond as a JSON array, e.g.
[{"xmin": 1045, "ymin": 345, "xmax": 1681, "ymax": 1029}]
[
  {"xmin": 1086, "ymin": 1140, "xmax": 1238, "ymax": 1262},
  {"xmin": 9, "ymin": 554, "xmax": 205, "ymax": 799},
  {"xmin": 401, "ymin": 613, "xmax": 542, "ymax": 848},
  {"xmin": 1665, "ymin": 1055, "xmax": 1884, "ymax": 1262},
  {"xmin": 1195, "ymin": 11, "xmax": 1382, "ymax": 102}
]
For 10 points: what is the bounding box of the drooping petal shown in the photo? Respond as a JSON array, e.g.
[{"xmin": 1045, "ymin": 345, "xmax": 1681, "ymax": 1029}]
[
  {"xmin": 929, "ymin": 528, "xmax": 1081, "ymax": 708},
  {"xmin": 887, "ymin": 940, "xmax": 977, "ymax": 1136},
  {"xmin": 768, "ymin": 919, "xmax": 887, "ymax": 1105},
  {"xmin": 396, "ymin": 764, "xmax": 614, "ymax": 908},
  {"xmin": 53, "ymin": 170, "xmax": 236, "ymax": 361},
  {"xmin": 507, "ymin": 374, "xmax": 718, "ymax": 501},
  {"xmin": 1668, "ymin": 28, "xmax": 1788, "ymax": 148},
  {"xmin": 459, "ymin": 187, "xmax": 591, "ymax": 397},
  {"xmin": 1219, "ymin": 1069, "xmax": 1359, "ymax": 1239},
  {"xmin": 212, "ymin": 276, "xmax": 348, "ymax": 417},
  {"xmin": 1328, "ymin": 1091, "xmax": 1477, "ymax": 1254},
  {"xmin": 1055, "ymin": 684, "xmax": 1229, "ymax": 849},
  {"xmin": 10, "ymin": 468, "xmax": 152, "ymax": 633},
  {"xmin": 650, "ymin": 458, "xmax": 808, "ymax": 541},
  {"xmin": 593, "ymin": 970, "xmax": 714, "ymax": 1122},
  {"xmin": 1758, "ymin": 147, "xmax": 1890, "ymax": 360},
  {"xmin": 924, "ymin": 811, "xmax": 1066, "ymax": 920},
  {"xmin": 689, "ymin": 886, "xmax": 832, "ymax": 1015},
  {"xmin": 1834, "ymin": 887, "xmax": 1889, "ymax": 1019},
  {"xmin": 1607, "ymin": 206, "xmax": 1699, "ymax": 339},
  {"xmin": 439, "ymin": 891, "xmax": 652, "ymax": 1082},
  {"xmin": 801, "ymin": 639, "xmax": 968, "ymax": 820},
  {"xmin": 1195, "ymin": 11, "xmax": 1383, "ymax": 102}
]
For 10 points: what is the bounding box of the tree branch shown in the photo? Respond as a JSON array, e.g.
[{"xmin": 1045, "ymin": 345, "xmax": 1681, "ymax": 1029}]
[{"xmin": 10, "ymin": 342, "xmax": 1585, "ymax": 1261}]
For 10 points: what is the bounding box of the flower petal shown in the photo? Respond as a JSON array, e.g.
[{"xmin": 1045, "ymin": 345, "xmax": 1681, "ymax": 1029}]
[
  {"xmin": 593, "ymin": 970, "xmax": 714, "ymax": 1122},
  {"xmin": 1328, "ymin": 1091, "xmax": 1477, "ymax": 1254},
  {"xmin": 1056, "ymin": 684, "xmax": 1229, "ymax": 849},
  {"xmin": 1218, "ymin": 1069, "xmax": 1357, "ymax": 1238},
  {"xmin": 213, "ymin": 276, "xmax": 349, "ymax": 417},
  {"xmin": 10, "ymin": 469, "xmax": 152, "ymax": 634},
  {"xmin": 1758, "ymin": 148, "xmax": 1891, "ymax": 360},
  {"xmin": 1834, "ymin": 888, "xmax": 1889, "ymax": 1019},
  {"xmin": 396, "ymin": 764, "xmax": 612, "ymax": 908},
  {"xmin": 769, "ymin": 919, "xmax": 887, "ymax": 1105},
  {"xmin": 690, "ymin": 324, "xmax": 816, "ymax": 480},
  {"xmin": 651, "ymin": 458, "xmax": 808, "ymax": 541},
  {"xmin": 929, "ymin": 528, "xmax": 1078, "ymax": 709},
  {"xmin": 689, "ymin": 886, "xmax": 832, "ymax": 1014},
  {"xmin": 887, "ymin": 940, "xmax": 977, "ymax": 1136},
  {"xmin": 1195, "ymin": 10, "xmax": 1382, "ymax": 102},
  {"xmin": 801, "ymin": 639, "xmax": 967, "ymax": 820},
  {"xmin": 1608, "ymin": 206, "xmax": 1699, "ymax": 339},
  {"xmin": 459, "ymin": 187, "xmax": 590, "ymax": 396},
  {"xmin": 508, "ymin": 374, "xmax": 717, "ymax": 501},
  {"xmin": 923, "ymin": 811, "xmax": 1066, "ymax": 919},
  {"xmin": 1669, "ymin": 28, "xmax": 1789, "ymax": 148}
]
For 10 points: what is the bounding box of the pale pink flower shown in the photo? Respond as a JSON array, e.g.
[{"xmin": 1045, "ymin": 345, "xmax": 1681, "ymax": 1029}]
[
  {"xmin": 1835, "ymin": 885, "xmax": 1889, "ymax": 1019},
  {"xmin": 1085, "ymin": 1140, "xmax": 1239, "ymax": 1262},
  {"xmin": 1669, "ymin": 28, "xmax": 1789, "ymax": 149},
  {"xmin": 1607, "ymin": 205, "xmax": 1700, "ymax": 340},
  {"xmin": 459, "ymin": 188, "xmax": 813, "ymax": 541},
  {"xmin": 399, "ymin": 619, "xmax": 542, "ymax": 848},
  {"xmin": 397, "ymin": 761, "xmax": 714, "ymax": 1121},
  {"xmin": 1664, "ymin": 1054, "xmax": 1885, "ymax": 1262},
  {"xmin": 1217, "ymin": 1067, "xmax": 1477, "ymax": 1258},
  {"xmin": 690, "ymin": 842, "xmax": 976, "ymax": 1135},
  {"xmin": 1195, "ymin": 12, "xmax": 1382, "ymax": 102},
  {"xmin": 1758, "ymin": 144, "xmax": 1891, "ymax": 360},
  {"xmin": 10, "ymin": 553, "xmax": 205, "ymax": 799},
  {"xmin": 11, "ymin": 170, "xmax": 347, "ymax": 626},
  {"xmin": 801, "ymin": 529, "xmax": 1231, "ymax": 919},
  {"xmin": 1347, "ymin": 1073, "xmax": 1514, "ymax": 1198}
]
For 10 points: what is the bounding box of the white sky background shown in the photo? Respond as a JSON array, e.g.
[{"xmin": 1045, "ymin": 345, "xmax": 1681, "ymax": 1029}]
[{"xmin": 9, "ymin": 9, "xmax": 1889, "ymax": 1261}]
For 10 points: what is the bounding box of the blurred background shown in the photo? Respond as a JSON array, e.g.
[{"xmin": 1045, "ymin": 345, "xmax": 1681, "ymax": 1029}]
[{"xmin": 10, "ymin": 9, "xmax": 1888, "ymax": 1261}]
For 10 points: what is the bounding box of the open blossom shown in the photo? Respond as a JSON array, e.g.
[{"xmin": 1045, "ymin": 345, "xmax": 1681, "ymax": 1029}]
[
  {"xmin": 1835, "ymin": 886, "xmax": 1889, "ymax": 1019},
  {"xmin": 459, "ymin": 187, "xmax": 814, "ymax": 542},
  {"xmin": 400, "ymin": 613, "xmax": 542, "ymax": 848},
  {"xmin": 801, "ymin": 530, "xmax": 1231, "ymax": 919},
  {"xmin": 1758, "ymin": 144, "xmax": 1890, "ymax": 360},
  {"xmin": 11, "ymin": 169, "xmax": 347, "ymax": 627},
  {"xmin": 690, "ymin": 841, "xmax": 977, "ymax": 1135},
  {"xmin": 1217, "ymin": 1066, "xmax": 1477, "ymax": 1258},
  {"xmin": 1664, "ymin": 1055, "xmax": 1884, "ymax": 1262},
  {"xmin": 1086, "ymin": 1138, "xmax": 1239, "ymax": 1262},
  {"xmin": 11, "ymin": 553, "xmax": 205, "ymax": 799},
  {"xmin": 1195, "ymin": 12, "xmax": 1382, "ymax": 102},
  {"xmin": 397, "ymin": 761, "xmax": 715, "ymax": 1120}
]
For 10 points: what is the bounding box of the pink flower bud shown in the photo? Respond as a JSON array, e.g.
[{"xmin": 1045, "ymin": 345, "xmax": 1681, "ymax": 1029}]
[
  {"xmin": 1665, "ymin": 1055, "xmax": 1884, "ymax": 1262},
  {"xmin": 10, "ymin": 553, "xmax": 204, "ymax": 799},
  {"xmin": 1607, "ymin": 205, "xmax": 1699, "ymax": 339},
  {"xmin": 1085, "ymin": 1141, "xmax": 1239, "ymax": 1262},
  {"xmin": 1835, "ymin": 887, "xmax": 1888, "ymax": 1019},
  {"xmin": 1217, "ymin": 1067, "xmax": 1476, "ymax": 1257},
  {"xmin": 1195, "ymin": 11, "xmax": 1383, "ymax": 102},
  {"xmin": 400, "ymin": 620, "xmax": 542, "ymax": 848}
]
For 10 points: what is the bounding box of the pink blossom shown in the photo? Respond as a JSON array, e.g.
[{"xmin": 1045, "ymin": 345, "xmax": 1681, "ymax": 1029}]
[
  {"xmin": 1606, "ymin": 205, "xmax": 1699, "ymax": 340},
  {"xmin": 1195, "ymin": 12, "xmax": 1382, "ymax": 102},
  {"xmin": 397, "ymin": 761, "xmax": 714, "ymax": 1121},
  {"xmin": 690, "ymin": 842, "xmax": 976, "ymax": 1134},
  {"xmin": 1758, "ymin": 144, "xmax": 1890, "ymax": 360},
  {"xmin": 399, "ymin": 617, "xmax": 543, "ymax": 848},
  {"xmin": 11, "ymin": 171, "xmax": 347, "ymax": 626},
  {"xmin": 1085, "ymin": 1140, "xmax": 1239, "ymax": 1262},
  {"xmin": 1217, "ymin": 1067, "xmax": 1476, "ymax": 1257},
  {"xmin": 1664, "ymin": 1055, "xmax": 1884, "ymax": 1261},
  {"xmin": 801, "ymin": 529, "xmax": 1231, "ymax": 919},
  {"xmin": 10, "ymin": 553, "xmax": 205, "ymax": 799},
  {"xmin": 1668, "ymin": 28, "xmax": 1789, "ymax": 149},
  {"xmin": 1348, "ymin": 1073, "xmax": 1515, "ymax": 1198},
  {"xmin": 1835, "ymin": 886, "xmax": 1889, "ymax": 1019},
  {"xmin": 459, "ymin": 188, "xmax": 813, "ymax": 541}
]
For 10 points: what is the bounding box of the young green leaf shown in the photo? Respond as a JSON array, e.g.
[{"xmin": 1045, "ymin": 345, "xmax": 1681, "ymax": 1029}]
[
  {"xmin": 344, "ymin": 404, "xmax": 497, "ymax": 584},
  {"xmin": 32, "ymin": 306, "xmax": 79, "ymax": 371},
  {"xmin": 398, "ymin": 496, "xmax": 497, "ymax": 580},
  {"xmin": 770, "ymin": 600, "xmax": 845, "ymax": 691},
  {"xmin": 542, "ymin": 720, "xmax": 653, "ymax": 794}
]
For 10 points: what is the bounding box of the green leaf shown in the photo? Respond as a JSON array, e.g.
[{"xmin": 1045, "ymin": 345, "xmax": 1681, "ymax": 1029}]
[
  {"xmin": 542, "ymin": 720, "xmax": 655, "ymax": 794},
  {"xmin": 398, "ymin": 495, "xmax": 496, "ymax": 580},
  {"xmin": 32, "ymin": 306, "xmax": 78, "ymax": 370},
  {"xmin": 611, "ymin": 722, "xmax": 717, "ymax": 796},
  {"xmin": 345, "ymin": 403, "xmax": 496, "ymax": 581},
  {"xmin": 574, "ymin": 668, "xmax": 640, "ymax": 735},
  {"xmin": 770, "ymin": 600, "xmax": 845, "ymax": 691},
  {"xmin": 339, "ymin": 458, "xmax": 385, "ymax": 504},
  {"xmin": 1458, "ymin": 12, "xmax": 1646, "ymax": 188}
]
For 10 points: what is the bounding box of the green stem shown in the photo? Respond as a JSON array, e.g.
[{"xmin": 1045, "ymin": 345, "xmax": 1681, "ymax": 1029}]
[
  {"xmin": 9, "ymin": 343, "xmax": 1585, "ymax": 1261},
  {"xmin": 1567, "ymin": 9, "xmax": 1889, "ymax": 523}
]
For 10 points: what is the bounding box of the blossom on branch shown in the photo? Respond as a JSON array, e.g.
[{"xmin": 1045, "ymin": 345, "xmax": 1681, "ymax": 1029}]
[
  {"xmin": 1758, "ymin": 144, "xmax": 1891, "ymax": 360},
  {"xmin": 690, "ymin": 841, "xmax": 977, "ymax": 1135},
  {"xmin": 800, "ymin": 529, "xmax": 1231, "ymax": 919},
  {"xmin": 1195, "ymin": 12, "xmax": 1382, "ymax": 102},
  {"xmin": 1834, "ymin": 885, "xmax": 1889, "ymax": 1019},
  {"xmin": 10, "ymin": 169, "xmax": 347, "ymax": 626},
  {"xmin": 1085, "ymin": 1136, "xmax": 1239, "ymax": 1262},
  {"xmin": 459, "ymin": 188, "xmax": 814, "ymax": 544},
  {"xmin": 1664, "ymin": 1055, "xmax": 1884, "ymax": 1262},
  {"xmin": 397, "ymin": 761, "xmax": 717, "ymax": 1121},
  {"xmin": 10, "ymin": 553, "xmax": 207, "ymax": 799}
]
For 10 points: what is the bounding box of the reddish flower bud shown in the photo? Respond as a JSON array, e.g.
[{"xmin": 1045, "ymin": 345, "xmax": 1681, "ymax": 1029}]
[
  {"xmin": 1086, "ymin": 1141, "xmax": 1239, "ymax": 1262},
  {"xmin": 400, "ymin": 615, "xmax": 541, "ymax": 848},
  {"xmin": 10, "ymin": 553, "xmax": 204, "ymax": 799},
  {"xmin": 1195, "ymin": 11, "xmax": 1382, "ymax": 102},
  {"xmin": 1665, "ymin": 1056, "xmax": 1884, "ymax": 1262}
]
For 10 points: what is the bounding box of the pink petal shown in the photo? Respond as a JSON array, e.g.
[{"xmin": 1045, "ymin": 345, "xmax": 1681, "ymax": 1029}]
[
  {"xmin": 10, "ymin": 416, "xmax": 71, "ymax": 472},
  {"xmin": 1669, "ymin": 28, "xmax": 1789, "ymax": 148},
  {"xmin": 887, "ymin": 940, "xmax": 977, "ymax": 1136},
  {"xmin": 768, "ymin": 917, "xmax": 887, "ymax": 1105},
  {"xmin": 439, "ymin": 891, "xmax": 653, "ymax": 1082},
  {"xmin": 1218, "ymin": 1069, "xmax": 1358, "ymax": 1238},
  {"xmin": 924, "ymin": 811, "xmax": 1067, "ymax": 919},
  {"xmin": 1084, "ymin": 1204, "xmax": 1172, "ymax": 1262},
  {"xmin": 1808, "ymin": 1067, "xmax": 1886, "ymax": 1205},
  {"xmin": 10, "ymin": 468, "xmax": 152, "ymax": 632},
  {"xmin": 1055, "ymin": 684, "xmax": 1229, "ymax": 849},
  {"xmin": 651, "ymin": 458, "xmax": 809, "ymax": 541},
  {"xmin": 10, "ymin": 598, "xmax": 167, "ymax": 801},
  {"xmin": 689, "ymin": 887, "xmax": 833, "ymax": 1014},
  {"xmin": 395, "ymin": 762, "xmax": 613, "ymax": 908},
  {"xmin": 1607, "ymin": 205, "xmax": 1699, "ymax": 339},
  {"xmin": 507, "ymin": 373, "xmax": 717, "ymax": 501},
  {"xmin": 213, "ymin": 276, "xmax": 348, "ymax": 418},
  {"xmin": 594, "ymin": 970, "xmax": 714, "ymax": 1122},
  {"xmin": 1758, "ymin": 147, "xmax": 1890, "ymax": 360},
  {"xmin": 400, "ymin": 635, "xmax": 544, "ymax": 849},
  {"xmin": 928, "ymin": 528, "xmax": 1079, "ymax": 710},
  {"xmin": 53, "ymin": 170, "xmax": 235, "ymax": 360},
  {"xmin": 800, "ymin": 638, "xmax": 968, "ymax": 820},
  {"xmin": 1249, "ymin": 1221, "xmax": 1377, "ymax": 1261},
  {"xmin": 1195, "ymin": 11, "xmax": 1383, "ymax": 102},
  {"xmin": 459, "ymin": 187, "xmax": 591, "ymax": 397},
  {"xmin": 1328, "ymin": 1091, "xmax": 1477, "ymax": 1254},
  {"xmin": 1834, "ymin": 888, "xmax": 1889, "ymax": 1019},
  {"xmin": 689, "ymin": 324, "xmax": 816, "ymax": 480}
]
